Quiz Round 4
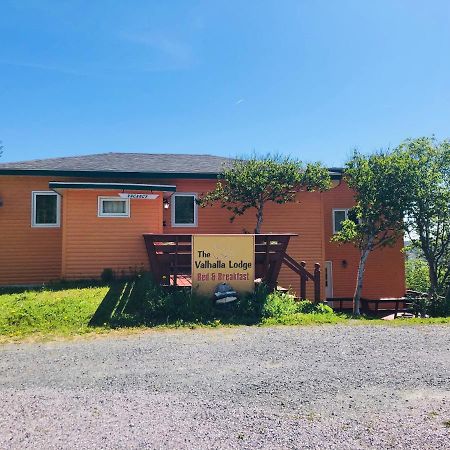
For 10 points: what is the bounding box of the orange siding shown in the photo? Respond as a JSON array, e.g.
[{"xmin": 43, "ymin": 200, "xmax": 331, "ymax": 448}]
[
  {"xmin": 0, "ymin": 175, "xmax": 405, "ymax": 299},
  {"xmin": 0, "ymin": 176, "xmax": 62, "ymax": 284},
  {"xmin": 62, "ymin": 189, "xmax": 163, "ymax": 280},
  {"xmin": 322, "ymin": 181, "xmax": 406, "ymax": 298},
  {"xmin": 163, "ymin": 179, "xmax": 326, "ymax": 299}
]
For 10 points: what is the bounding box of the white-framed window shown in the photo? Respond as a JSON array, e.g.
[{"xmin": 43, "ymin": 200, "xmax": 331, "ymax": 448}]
[
  {"xmin": 171, "ymin": 193, "xmax": 197, "ymax": 227},
  {"xmin": 332, "ymin": 208, "xmax": 349, "ymax": 234},
  {"xmin": 98, "ymin": 197, "xmax": 130, "ymax": 217},
  {"xmin": 31, "ymin": 191, "xmax": 61, "ymax": 227}
]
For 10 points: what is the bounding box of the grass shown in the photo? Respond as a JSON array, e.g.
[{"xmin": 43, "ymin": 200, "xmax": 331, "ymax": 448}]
[
  {"xmin": 0, "ymin": 284, "xmax": 110, "ymax": 341},
  {"xmin": 0, "ymin": 275, "xmax": 449, "ymax": 343}
]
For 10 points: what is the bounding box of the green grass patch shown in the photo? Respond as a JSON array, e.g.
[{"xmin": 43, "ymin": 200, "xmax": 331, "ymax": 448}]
[
  {"xmin": 0, "ymin": 274, "xmax": 449, "ymax": 343},
  {"xmin": 262, "ymin": 312, "xmax": 347, "ymax": 326},
  {"xmin": 0, "ymin": 285, "xmax": 110, "ymax": 340}
]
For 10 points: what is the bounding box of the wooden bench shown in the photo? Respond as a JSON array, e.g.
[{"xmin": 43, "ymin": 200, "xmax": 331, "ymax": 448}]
[
  {"xmin": 360, "ymin": 298, "xmax": 415, "ymax": 319},
  {"xmin": 328, "ymin": 297, "xmax": 416, "ymax": 319}
]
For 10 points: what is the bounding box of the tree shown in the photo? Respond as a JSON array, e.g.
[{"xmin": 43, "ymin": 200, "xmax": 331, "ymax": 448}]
[
  {"xmin": 332, "ymin": 151, "xmax": 412, "ymax": 315},
  {"xmin": 199, "ymin": 154, "xmax": 331, "ymax": 234},
  {"xmin": 405, "ymin": 258, "xmax": 430, "ymax": 293},
  {"xmin": 397, "ymin": 137, "xmax": 450, "ymax": 315}
]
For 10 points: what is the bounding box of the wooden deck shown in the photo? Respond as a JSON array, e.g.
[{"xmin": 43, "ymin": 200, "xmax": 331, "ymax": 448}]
[
  {"xmin": 329, "ymin": 297, "xmax": 416, "ymax": 318},
  {"xmin": 143, "ymin": 233, "xmax": 322, "ymax": 301}
]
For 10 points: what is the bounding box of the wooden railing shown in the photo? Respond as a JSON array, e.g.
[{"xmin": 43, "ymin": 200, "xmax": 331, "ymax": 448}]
[
  {"xmin": 143, "ymin": 233, "xmax": 316, "ymax": 295},
  {"xmin": 331, "ymin": 297, "xmax": 416, "ymax": 318},
  {"xmin": 282, "ymin": 254, "xmax": 321, "ymax": 302}
]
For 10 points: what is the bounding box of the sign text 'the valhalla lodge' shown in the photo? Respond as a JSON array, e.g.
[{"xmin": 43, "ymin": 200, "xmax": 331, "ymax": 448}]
[{"xmin": 191, "ymin": 235, "xmax": 255, "ymax": 296}]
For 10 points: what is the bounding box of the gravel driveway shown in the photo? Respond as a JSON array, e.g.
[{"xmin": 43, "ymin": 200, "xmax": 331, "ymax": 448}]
[{"xmin": 0, "ymin": 325, "xmax": 449, "ymax": 449}]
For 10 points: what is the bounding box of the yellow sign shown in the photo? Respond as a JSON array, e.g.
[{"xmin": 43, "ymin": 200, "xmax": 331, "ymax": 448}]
[{"xmin": 192, "ymin": 234, "xmax": 255, "ymax": 298}]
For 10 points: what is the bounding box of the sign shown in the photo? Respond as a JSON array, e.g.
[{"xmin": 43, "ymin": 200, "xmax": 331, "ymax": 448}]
[
  {"xmin": 118, "ymin": 193, "xmax": 159, "ymax": 200},
  {"xmin": 192, "ymin": 234, "xmax": 255, "ymax": 298}
]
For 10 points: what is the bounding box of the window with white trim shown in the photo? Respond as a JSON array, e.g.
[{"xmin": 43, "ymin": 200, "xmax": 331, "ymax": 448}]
[
  {"xmin": 333, "ymin": 208, "xmax": 349, "ymax": 234},
  {"xmin": 32, "ymin": 191, "xmax": 60, "ymax": 227},
  {"xmin": 98, "ymin": 197, "xmax": 130, "ymax": 217},
  {"xmin": 171, "ymin": 193, "xmax": 197, "ymax": 227}
]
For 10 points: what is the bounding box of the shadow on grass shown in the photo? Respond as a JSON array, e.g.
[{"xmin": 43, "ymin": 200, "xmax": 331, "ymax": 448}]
[
  {"xmin": 88, "ymin": 282, "xmax": 128, "ymax": 326},
  {"xmin": 88, "ymin": 275, "xmax": 265, "ymax": 329}
]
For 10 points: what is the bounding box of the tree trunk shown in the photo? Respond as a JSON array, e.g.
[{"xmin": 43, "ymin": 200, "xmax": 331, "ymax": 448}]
[
  {"xmin": 426, "ymin": 259, "xmax": 440, "ymax": 315},
  {"xmin": 444, "ymin": 283, "xmax": 450, "ymax": 315},
  {"xmin": 255, "ymin": 205, "xmax": 264, "ymax": 234},
  {"xmin": 427, "ymin": 261, "xmax": 439, "ymax": 297},
  {"xmin": 353, "ymin": 247, "xmax": 371, "ymax": 316}
]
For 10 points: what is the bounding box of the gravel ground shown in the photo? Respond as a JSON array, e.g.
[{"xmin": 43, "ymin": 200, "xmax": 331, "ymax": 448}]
[{"xmin": 0, "ymin": 325, "xmax": 449, "ymax": 450}]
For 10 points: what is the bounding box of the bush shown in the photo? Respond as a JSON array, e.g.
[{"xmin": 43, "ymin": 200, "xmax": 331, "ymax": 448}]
[
  {"xmin": 135, "ymin": 274, "xmax": 214, "ymax": 324},
  {"xmin": 296, "ymin": 300, "xmax": 333, "ymax": 314},
  {"xmin": 405, "ymin": 259, "xmax": 430, "ymax": 293},
  {"xmin": 262, "ymin": 293, "xmax": 334, "ymax": 318},
  {"xmin": 233, "ymin": 283, "xmax": 268, "ymax": 322},
  {"xmin": 101, "ymin": 268, "xmax": 115, "ymax": 283},
  {"xmin": 262, "ymin": 292, "xmax": 299, "ymax": 318},
  {"xmin": 106, "ymin": 274, "xmax": 339, "ymax": 327}
]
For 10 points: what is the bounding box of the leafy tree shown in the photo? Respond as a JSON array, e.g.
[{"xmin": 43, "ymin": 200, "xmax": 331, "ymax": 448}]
[
  {"xmin": 199, "ymin": 154, "xmax": 331, "ymax": 234},
  {"xmin": 405, "ymin": 258, "xmax": 430, "ymax": 293},
  {"xmin": 397, "ymin": 137, "xmax": 450, "ymax": 315},
  {"xmin": 332, "ymin": 151, "xmax": 412, "ymax": 315}
]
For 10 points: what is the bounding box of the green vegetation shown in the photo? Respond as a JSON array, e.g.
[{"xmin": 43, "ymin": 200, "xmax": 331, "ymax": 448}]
[
  {"xmin": 332, "ymin": 150, "xmax": 412, "ymax": 315},
  {"xmin": 405, "ymin": 259, "xmax": 430, "ymax": 293},
  {"xmin": 0, "ymin": 276, "xmax": 345, "ymax": 342},
  {"xmin": 0, "ymin": 283, "xmax": 109, "ymax": 340},
  {"xmin": 399, "ymin": 137, "xmax": 450, "ymax": 304},
  {"xmin": 1, "ymin": 275, "xmax": 449, "ymax": 343},
  {"xmin": 104, "ymin": 275, "xmax": 340, "ymax": 328},
  {"xmin": 199, "ymin": 153, "xmax": 331, "ymax": 233},
  {"xmin": 331, "ymin": 137, "xmax": 450, "ymax": 317}
]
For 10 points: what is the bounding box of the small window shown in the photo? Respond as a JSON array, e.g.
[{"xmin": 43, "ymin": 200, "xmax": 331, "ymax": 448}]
[
  {"xmin": 32, "ymin": 191, "xmax": 60, "ymax": 227},
  {"xmin": 98, "ymin": 197, "xmax": 130, "ymax": 217},
  {"xmin": 333, "ymin": 209, "xmax": 348, "ymax": 234},
  {"xmin": 171, "ymin": 193, "xmax": 197, "ymax": 227}
]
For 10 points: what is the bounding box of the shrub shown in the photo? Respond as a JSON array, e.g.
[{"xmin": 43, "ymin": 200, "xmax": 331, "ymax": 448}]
[
  {"xmin": 261, "ymin": 292, "xmax": 334, "ymax": 318},
  {"xmin": 405, "ymin": 259, "xmax": 430, "ymax": 293},
  {"xmin": 234, "ymin": 283, "xmax": 268, "ymax": 321},
  {"xmin": 294, "ymin": 300, "xmax": 333, "ymax": 314},
  {"xmin": 107, "ymin": 274, "xmax": 339, "ymax": 326},
  {"xmin": 101, "ymin": 268, "xmax": 115, "ymax": 283},
  {"xmin": 134, "ymin": 273, "xmax": 214, "ymax": 324},
  {"xmin": 262, "ymin": 292, "xmax": 299, "ymax": 318}
]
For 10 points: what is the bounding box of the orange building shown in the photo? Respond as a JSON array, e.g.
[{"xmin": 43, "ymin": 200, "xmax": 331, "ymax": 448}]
[{"xmin": 0, "ymin": 153, "xmax": 405, "ymax": 300}]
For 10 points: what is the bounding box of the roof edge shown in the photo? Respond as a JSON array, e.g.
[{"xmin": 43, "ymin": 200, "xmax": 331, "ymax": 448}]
[
  {"xmin": 49, "ymin": 182, "xmax": 177, "ymax": 192},
  {"xmin": 0, "ymin": 169, "xmax": 219, "ymax": 179},
  {"xmin": 0, "ymin": 167, "xmax": 343, "ymax": 180}
]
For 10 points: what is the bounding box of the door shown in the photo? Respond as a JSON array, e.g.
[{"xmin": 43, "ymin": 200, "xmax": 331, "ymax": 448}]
[{"xmin": 325, "ymin": 261, "xmax": 333, "ymax": 303}]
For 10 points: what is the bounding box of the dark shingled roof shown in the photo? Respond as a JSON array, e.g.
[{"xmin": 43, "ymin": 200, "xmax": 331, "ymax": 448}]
[
  {"xmin": 0, "ymin": 152, "xmax": 343, "ymax": 180},
  {"xmin": 0, "ymin": 153, "xmax": 234, "ymax": 176}
]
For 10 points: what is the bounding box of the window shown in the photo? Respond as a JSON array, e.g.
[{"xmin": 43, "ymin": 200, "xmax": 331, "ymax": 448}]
[
  {"xmin": 32, "ymin": 191, "xmax": 60, "ymax": 227},
  {"xmin": 98, "ymin": 197, "xmax": 130, "ymax": 217},
  {"xmin": 171, "ymin": 193, "xmax": 197, "ymax": 227},
  {"xmin": 333, "ymin": 209, "xmax": 349, "ymax": 234}
]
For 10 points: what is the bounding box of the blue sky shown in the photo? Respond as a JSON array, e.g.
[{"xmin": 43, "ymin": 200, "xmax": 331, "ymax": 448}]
[{"xmin": 1, "ymin": 0, "xmax": 450, "ymax": 166}]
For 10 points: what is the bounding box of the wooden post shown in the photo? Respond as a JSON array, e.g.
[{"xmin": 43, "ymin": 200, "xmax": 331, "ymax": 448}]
[
  {"xmin": 143, "ymin": 236, "xmax": 161, "ymax": 283},
  {"xmin": 267, "ymin": 236, "xmax": 290, "ymax": 291},
  {"xmin": 314, "ymin": 263, "xmax": 321, "ymax": 302},
  {"xmin": 173, "ymin": 236, "xmax": 179, "ymax": 286},
  {"xmin": 300, "ymin": 261, "xmax": 307, "ymax": 300}
]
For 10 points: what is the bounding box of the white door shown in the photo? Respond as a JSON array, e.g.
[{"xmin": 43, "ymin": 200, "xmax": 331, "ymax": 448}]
[{"xmin": 325, "ymin": 261, "xmax": 333, "ymax": 302}]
